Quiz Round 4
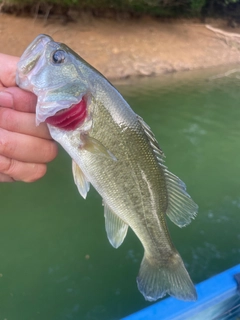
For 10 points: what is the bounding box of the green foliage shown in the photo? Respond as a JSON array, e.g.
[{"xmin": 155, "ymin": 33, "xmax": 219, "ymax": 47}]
[
  {"xmin": 190, "ymin": 0, "xmax": 207, "ymax": 13},
  {"xmin": 224, "ymin": 0, "xmax": 240, "ymax": 4},
  {"xmin": 1, "ymin": 0, "xmax": 240, "ymax": 17}
]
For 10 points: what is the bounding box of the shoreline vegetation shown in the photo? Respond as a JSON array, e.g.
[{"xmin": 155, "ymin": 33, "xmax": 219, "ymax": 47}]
[
  {"xmin": 1, "ymin": 1, "xmax": 240, "ymax": 80},
  {"xmin": 1, "ymin": 0, "xmax": 240, "ymax": 20}
]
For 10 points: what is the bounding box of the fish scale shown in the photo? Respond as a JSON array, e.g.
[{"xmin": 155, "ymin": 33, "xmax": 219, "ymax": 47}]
[{"xmin": 16, "ymin": 34, "xmax": 198, "ymax": 302}]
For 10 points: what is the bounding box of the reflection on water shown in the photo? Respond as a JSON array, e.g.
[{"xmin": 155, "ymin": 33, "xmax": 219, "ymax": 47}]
[
  {"xmin": 192, "ymin": 294, "xmax": 240, "ymax": 320},
  {"xmin": 1, "ymin": 65, "xmax": 240, "ymax": 319}
]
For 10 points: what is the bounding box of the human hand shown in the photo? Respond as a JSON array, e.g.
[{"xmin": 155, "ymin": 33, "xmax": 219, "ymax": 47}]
[{"xmin": 0, "ymin": 53, "xmax": 58, "ymax": 182}]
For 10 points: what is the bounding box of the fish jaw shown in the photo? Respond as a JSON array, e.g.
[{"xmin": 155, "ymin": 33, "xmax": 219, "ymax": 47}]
[{"xmin": 16, "ymin": 34, "xmax": 53, "ymax": 91}]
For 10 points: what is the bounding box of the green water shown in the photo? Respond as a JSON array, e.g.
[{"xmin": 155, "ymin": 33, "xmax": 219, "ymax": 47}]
[{"xmin": 1, "ymin": 65, "xmax": 240, "ymax": 320}]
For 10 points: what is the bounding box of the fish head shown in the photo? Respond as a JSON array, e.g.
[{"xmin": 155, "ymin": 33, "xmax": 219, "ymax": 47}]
[{"xmin": 16, "ymin": 34, "xmax": 90, "ymax": 130}]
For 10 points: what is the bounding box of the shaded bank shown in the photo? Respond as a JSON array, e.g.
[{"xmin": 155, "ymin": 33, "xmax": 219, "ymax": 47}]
[
  {"xmin": 1, "ymin": 13, "xmax": 240, "ymax": 80},
  {"xmin": 1, "ymin": 0, "xmax": 240, "ymax": 19}
]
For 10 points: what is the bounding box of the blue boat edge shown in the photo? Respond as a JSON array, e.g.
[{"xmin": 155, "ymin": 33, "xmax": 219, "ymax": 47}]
[{"xmin": 122, "ymin": 264, "xmax": 240, "ymax": 320}]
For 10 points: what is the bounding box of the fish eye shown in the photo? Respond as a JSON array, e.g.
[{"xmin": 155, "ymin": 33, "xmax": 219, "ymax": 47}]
[{"xmin": 52, "ymin": 50, "xmax": 66, "ymax": 64}]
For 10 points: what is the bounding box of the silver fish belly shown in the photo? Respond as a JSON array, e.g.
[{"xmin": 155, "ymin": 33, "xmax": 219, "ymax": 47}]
[{"xmin": 16, "ymin": 34, "xmax": 198, "ymax": 302}]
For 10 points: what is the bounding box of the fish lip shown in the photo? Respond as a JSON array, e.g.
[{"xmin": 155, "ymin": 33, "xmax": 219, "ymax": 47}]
[
  {"xmin": 18, "ymin": 34, "xmax": 52, "ymax": 75},
  {"xmin": 16, "ymin": 34, "xmax": 53, "ymax": 89}
]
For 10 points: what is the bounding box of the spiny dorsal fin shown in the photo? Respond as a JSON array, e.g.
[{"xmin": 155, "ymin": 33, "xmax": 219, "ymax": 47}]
[
  {"xmin": 72, "ymin": 160, "xmax": 90, "ymax": 199},
  {"xmin": 137, "ymin": 115, "xmax": 166, "ymax": 164},
  {"xmin": 137, "ymin": 115, "xmax": 198, "ymax": 227},
  {"xmin": 103, "ymin": 200, "xmax": 128, "ymax": 248}
]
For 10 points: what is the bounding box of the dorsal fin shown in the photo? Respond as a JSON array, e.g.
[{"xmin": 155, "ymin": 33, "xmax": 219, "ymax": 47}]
[{"xmin": 137, "ymin": 116, "xmax": 198, "ymax": 227}]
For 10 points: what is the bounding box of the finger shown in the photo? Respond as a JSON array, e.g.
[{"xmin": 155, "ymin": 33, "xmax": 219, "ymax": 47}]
[
  {"xmin": 0, "ymin": 107, "xmax": 52, "ymax": 140},
  {"xmin": 0, "ymin": 155, "xmax": 47, "ymax": 182},
  {"xmin": 0, "ymin": 172, "xmax": 14, "ymax": 182},
  {"xmin": 0, "ymin": 87, "xmax": 37, "ymax": 113},
  {"xmin": 0, "ymin": 54, "xmax": 19, "ymax": 87},
  {"xmin": 0, "ymin": 128, "xmax": 58, "ymax": 164}
]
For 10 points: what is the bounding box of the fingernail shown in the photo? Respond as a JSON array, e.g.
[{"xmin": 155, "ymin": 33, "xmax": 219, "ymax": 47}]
[{"xmin": 0, "ymin": 91, "xmax": 14, "ymax": 108}]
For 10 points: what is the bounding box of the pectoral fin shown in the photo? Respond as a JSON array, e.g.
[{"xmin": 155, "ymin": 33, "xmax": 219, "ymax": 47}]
[
  {"xmin": 72, "ymin": 160, "xmax": 90, "ymax": 199},
  {"xmin": 103, "ymin": 200, "xmax": 128, "ymax": 248},
  {"xmin": 81, "ymin": 133, "xmax": 117, "ymax": 161}
]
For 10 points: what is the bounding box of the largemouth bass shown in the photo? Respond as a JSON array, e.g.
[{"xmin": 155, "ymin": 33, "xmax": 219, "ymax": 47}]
[{"xmin": 16, "ymin": 34, "xmax": 198, "ymax": 302}]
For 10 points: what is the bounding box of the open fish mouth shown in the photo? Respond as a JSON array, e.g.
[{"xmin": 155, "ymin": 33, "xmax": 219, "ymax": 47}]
[
  {"xmin": 45, "ymin": 98, "xmax": 87, "ymax": 131},
  {"xmin": 16, "ymin": 34, "xmax": 53, "ymax": 89}
]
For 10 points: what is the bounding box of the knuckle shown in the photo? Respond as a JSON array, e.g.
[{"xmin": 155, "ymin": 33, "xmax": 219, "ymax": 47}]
[
  {"xmin": 24, "ymin": 164, "xmax": 47, "ymax": 183},
  {"xmin": 0, "ymin": 132, "xmax": 15, "ymax": 157},
  {"xmin": 0, "ymin": 108, "xmax": 17, "ymax": 131},
  {"xmin": 0, "ymin": 157, "xmax": 47, "ymax": 183},
  {"xmin": 0, "ymin": 157, "xmax": 17, "ymax": 176}
]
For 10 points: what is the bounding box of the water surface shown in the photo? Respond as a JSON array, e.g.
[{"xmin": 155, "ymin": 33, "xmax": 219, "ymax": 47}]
[{"xmin": 1, "ymin": 65, "xmax": 240, "ymax": 320}]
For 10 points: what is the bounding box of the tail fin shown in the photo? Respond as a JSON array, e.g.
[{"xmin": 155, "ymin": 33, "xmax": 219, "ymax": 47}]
[{"xmin": 137, "ymin": 253, "xmax": 197, "ymax": 302}]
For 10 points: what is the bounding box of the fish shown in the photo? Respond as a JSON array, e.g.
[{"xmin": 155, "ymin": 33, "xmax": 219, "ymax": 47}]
[{"xmin": 16, "ymin": 34, "xmax": 198, "ymax": 302}]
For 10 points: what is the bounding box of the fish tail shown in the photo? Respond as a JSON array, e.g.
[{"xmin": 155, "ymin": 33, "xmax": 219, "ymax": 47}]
[{"xmin": 136, "ymin": 252, "xmax": 197, "ymax": 302}]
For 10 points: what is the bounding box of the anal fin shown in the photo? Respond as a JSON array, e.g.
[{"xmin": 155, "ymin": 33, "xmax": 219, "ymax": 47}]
[{"xmin": 103, "ymin": 200, "xmax": 128, "ymax": 248}]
